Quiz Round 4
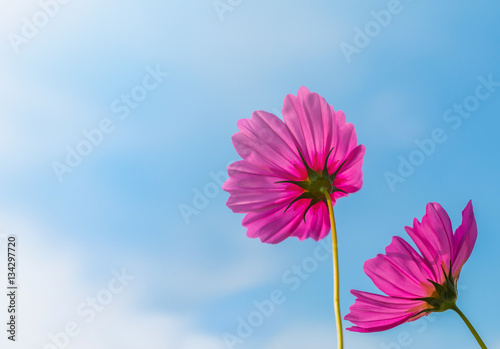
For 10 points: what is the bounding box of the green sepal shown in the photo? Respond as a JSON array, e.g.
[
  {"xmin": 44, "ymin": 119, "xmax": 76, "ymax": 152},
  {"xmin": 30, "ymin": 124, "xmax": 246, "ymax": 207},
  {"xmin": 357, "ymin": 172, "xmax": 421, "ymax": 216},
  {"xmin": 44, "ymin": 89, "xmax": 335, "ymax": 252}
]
[
  {"xmin": 329, "ymin": 158, "xmax": 347, "ymax": 183},
  {"xmin": 297, "ymin": 147, "xmax": 317, "ymax": 180},
  {"xmin": 303, "ymin": 198, "xmax": 321, "ymax": 222},
  {"xmin": 277, "ymin": 147, "xmax": 349, "ymax": 220},
  {"xmin": 276, "ymin": 180, "xmax": 311, "ymax": 191},
  {"xmin": 283, "ymin": 192, "xmax": 314, "ymax": 213},
  {"xmin": 413, "ymin": 264, "xmax": 458, "ymax": 313}
]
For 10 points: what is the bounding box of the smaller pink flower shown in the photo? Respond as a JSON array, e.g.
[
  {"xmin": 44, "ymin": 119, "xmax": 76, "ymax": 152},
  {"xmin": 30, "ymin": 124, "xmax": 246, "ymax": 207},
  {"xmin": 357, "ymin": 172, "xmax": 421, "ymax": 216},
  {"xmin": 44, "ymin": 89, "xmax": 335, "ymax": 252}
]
[{"xmin": 345, "ymin": 201, "xmax": 477, "ymax": 332}]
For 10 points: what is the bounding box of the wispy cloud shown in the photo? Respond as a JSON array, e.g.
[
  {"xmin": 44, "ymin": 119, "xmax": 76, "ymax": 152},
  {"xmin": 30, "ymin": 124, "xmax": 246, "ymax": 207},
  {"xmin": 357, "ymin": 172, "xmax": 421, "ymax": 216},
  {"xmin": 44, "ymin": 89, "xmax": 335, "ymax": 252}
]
[{"xmin": 0, "ymin": 213, "xmax": 224, "ymax": 348}]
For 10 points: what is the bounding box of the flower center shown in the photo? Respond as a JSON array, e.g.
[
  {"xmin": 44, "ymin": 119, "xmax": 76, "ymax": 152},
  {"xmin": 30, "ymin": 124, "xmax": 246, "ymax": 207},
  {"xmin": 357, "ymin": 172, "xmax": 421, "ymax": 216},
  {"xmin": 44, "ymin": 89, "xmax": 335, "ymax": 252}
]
[
  {"xmin": 307, "ymin": 173, "xmax": 333, "ymax": 200},
  {"xmin": 412, "ymin": 264, "xmax": 458, "ymax": 317},
  {"xmin": 277, "ymin": 148, "xmax": 347, "ymax": 222}
]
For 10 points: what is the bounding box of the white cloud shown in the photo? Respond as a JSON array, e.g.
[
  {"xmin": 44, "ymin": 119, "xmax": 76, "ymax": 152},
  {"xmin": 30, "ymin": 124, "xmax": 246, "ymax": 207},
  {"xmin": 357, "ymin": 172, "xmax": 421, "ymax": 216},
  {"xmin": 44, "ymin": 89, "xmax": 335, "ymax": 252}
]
[
  {"xmin": 135, "ymin": 229, "xmax": 290, "ymax": 305},
  {"xmin": 0, "ymin": 213, "xmax": 224, "ymax": 349},
  {"xmin": 157, "ymin": 256, "xmax": 279, "ymax": 301}
]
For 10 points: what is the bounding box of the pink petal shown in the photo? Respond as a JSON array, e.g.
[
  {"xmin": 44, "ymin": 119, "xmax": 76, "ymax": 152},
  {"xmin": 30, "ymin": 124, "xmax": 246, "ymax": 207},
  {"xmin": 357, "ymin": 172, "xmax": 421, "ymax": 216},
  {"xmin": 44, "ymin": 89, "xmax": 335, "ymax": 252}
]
[
  {"xmin": 242, "ymin": 207, "xmax": 301, "ymax": 243},
  {"xmin": 282, "ymin": 87, "xmax": 361, "ymax": 174},
  {"xmin": 329, "ymin": 111, "xmax": 359, "ymax": 172},
  {"xmin": 242, "ymin": 200, "xmax": 330, "ymax": 243},
  {"xmin": 346, "ymin": 314, "xmax": 414, "ymax": 333},
  {"xmin": 282, "ymin": 86, "xmax": 332, "ymax": 171},
  {"xmin": 452, "ymin": 200, "xmax": 477, "ymax": 279},
  {"xmin": 404, "ymin": 203, "xmax": 454, "ymax": 283},
  {"xmin": 296, "ymin": 200, "xmax": 330, "ymax": 241},
  {"xmin": 232, "ymin": 110, "xmax": 304, "ymax": 179},
  {"xmin": 223, "ymin": 160, "xmax": 302, "ymax": 213},
  {"xmin": 332, "ymin": 144, "xmax": 365, "ymax": 197},
  {"xmin": 384, "ymin": 236, "xmax": 435, "ymax": 288},
  {"xmin": 345, "ymin": 290, "xmax": 426, "ymax": 333},
  {"xmin": 363, "ymin": 245, "xmax": 429, "ymax": 298}
]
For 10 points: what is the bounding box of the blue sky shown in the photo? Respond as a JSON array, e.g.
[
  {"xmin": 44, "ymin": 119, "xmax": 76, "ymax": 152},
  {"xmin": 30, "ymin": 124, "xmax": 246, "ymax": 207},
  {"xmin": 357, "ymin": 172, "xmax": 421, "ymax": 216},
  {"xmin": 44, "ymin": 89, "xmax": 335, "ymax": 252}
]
[{"xmin": 1, "ymin": 0, "xmax": 499, "ymax": 348}]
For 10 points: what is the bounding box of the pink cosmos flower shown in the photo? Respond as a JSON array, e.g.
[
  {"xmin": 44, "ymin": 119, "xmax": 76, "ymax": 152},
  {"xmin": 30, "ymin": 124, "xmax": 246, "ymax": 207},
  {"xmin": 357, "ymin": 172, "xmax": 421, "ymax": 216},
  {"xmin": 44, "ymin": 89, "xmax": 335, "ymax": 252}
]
[
  {"xmin": 345, "ymin": 201, "xmax": 477, "ymax": 332},
  {"xmin": 222, "ymin": 86, "xmax": 365, "ymax": 243}
]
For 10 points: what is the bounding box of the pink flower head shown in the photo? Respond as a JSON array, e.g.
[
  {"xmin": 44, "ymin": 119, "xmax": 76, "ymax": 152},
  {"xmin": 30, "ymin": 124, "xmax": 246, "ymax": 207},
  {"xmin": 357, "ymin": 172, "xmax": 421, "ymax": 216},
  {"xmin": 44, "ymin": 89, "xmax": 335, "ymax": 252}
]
[
  {"xmin": 222, "ymin": 86, "xmax": 365, "ymax": 243},
  {"xmin": 345, "ymin": 201, "xmax": 477, "ymax": 332}
]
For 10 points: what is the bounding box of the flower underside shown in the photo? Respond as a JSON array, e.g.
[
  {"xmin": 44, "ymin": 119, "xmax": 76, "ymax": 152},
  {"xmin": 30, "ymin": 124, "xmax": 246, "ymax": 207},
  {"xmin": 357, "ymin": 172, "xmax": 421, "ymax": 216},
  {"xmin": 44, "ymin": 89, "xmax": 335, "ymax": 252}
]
[
  {"xmin": 277, "ymin": 148, "xmax": 346, "ymax": 222},
  {"xmin": 412, "ymin": 263, "xmax": 458, "ymax": 318}
]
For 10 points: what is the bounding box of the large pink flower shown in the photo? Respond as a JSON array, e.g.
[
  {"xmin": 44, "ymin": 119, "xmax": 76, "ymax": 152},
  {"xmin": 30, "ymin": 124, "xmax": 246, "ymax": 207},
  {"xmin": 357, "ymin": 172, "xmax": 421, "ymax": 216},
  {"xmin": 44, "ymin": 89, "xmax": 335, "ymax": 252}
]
[
  {"xmin": 345, "ymin": 201, "xmax": 477, "ymax": 332},
  {"xmin": 222, "ymin": 86, "xmax": 365, "ymax": 243}
]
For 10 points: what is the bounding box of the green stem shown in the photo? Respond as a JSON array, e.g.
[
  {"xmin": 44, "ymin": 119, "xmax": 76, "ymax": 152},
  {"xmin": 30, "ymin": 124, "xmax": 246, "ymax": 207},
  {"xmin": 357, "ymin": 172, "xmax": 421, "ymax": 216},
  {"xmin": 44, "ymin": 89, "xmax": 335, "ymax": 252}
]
[
  {"xmin": 321, "ymin": 188, "xmax": 343, "ymax": 349},
  {"xmin": 451, "ymin": 305, "xmax": 487, "ymax": 349}
]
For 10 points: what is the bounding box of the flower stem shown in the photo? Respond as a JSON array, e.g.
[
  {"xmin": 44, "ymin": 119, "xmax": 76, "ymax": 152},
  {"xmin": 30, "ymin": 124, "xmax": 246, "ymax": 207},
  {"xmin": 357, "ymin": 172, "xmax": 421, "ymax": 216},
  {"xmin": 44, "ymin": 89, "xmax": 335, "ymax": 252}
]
[
  {"xmin": 321, "ymin": 189, "xmax": 343, "ymax": 349},
  {"xmin": 451, "ymin": 305, "xmax": 487, "ymax": 349}
]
